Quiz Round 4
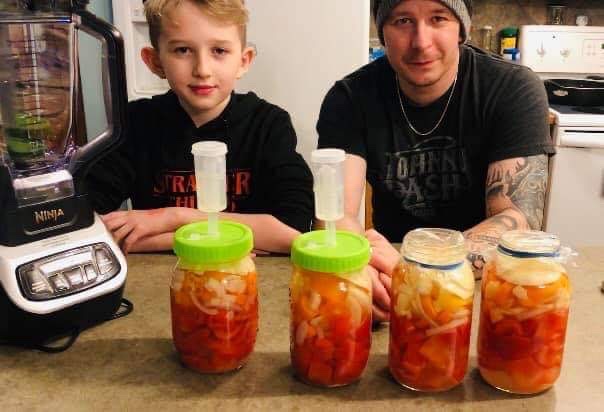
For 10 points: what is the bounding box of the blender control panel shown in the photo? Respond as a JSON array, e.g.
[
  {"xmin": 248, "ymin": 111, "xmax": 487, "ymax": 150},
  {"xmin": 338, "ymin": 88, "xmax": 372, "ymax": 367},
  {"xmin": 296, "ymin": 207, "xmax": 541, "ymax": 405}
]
[{"xmin": 16, "ymin": 243, "xmax": 121, "ymax": 301}]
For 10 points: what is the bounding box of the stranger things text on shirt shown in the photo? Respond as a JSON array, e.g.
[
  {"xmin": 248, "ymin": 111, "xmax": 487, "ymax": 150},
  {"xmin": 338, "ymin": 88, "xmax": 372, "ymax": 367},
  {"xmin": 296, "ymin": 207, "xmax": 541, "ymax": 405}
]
[{"xmin": 152, "ymin": 169, "xmax": 252, "ymax": 211}]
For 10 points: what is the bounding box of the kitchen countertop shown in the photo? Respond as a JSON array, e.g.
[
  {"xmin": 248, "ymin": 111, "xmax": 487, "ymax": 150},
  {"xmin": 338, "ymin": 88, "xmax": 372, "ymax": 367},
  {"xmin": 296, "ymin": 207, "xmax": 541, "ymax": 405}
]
[{"xmin": 1, "ymin": 247, "xmax": 603, "ymax": 411}]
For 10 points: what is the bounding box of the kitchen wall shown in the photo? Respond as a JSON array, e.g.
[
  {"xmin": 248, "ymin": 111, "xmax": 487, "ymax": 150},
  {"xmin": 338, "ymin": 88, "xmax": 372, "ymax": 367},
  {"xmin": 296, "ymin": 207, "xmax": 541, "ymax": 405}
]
[
  {"xmin": 470, "ymin": 0, "xmax": 604, "ymax": 48},
  {"xmin": 369, "ymin": 0, "xmax": 604, "ymax": 48}
]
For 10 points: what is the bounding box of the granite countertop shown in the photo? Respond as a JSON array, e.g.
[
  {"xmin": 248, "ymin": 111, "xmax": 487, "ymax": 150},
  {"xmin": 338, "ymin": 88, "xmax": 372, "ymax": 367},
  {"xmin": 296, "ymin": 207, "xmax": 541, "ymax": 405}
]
[{"xmin": 1, "ymin": 247, "xmax": 603, "ymax": 411}]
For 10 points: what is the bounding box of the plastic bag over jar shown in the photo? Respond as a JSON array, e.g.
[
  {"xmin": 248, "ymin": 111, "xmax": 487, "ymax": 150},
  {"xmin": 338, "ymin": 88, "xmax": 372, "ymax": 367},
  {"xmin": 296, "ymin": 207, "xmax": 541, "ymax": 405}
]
[
  {"xmin": 389, "ymin": 228, "xmax": 474, "ymax": 392},
  {"xmin": 290, "ymin": 230, "xmax": 372, "ymax": 387},
  {"xmin": 171, "ymin": 221, "xmax": 258, "ymax": 373},
  {"xmin": 477, "ymin": 230, "xmax": 573, "ymax": 394}
]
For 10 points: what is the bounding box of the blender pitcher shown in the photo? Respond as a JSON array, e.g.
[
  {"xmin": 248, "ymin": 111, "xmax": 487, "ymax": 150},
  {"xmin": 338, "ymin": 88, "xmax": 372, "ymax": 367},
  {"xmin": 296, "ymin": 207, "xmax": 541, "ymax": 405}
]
[{"xmin": 0, "ymin": 0, "xmax": 127, "ymax": 244}]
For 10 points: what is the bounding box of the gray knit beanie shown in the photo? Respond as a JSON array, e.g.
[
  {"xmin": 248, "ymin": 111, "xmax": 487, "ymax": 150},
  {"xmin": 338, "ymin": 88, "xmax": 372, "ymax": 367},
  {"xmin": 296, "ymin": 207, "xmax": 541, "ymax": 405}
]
[{"xmin": 374, "ymin": 0, "xmax": 473, "ymax": 44}]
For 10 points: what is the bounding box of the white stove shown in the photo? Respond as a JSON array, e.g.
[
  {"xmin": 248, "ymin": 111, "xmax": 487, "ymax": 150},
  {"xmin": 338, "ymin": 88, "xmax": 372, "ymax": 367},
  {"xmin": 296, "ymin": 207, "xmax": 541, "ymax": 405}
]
[
  {"xmin": 550, "ymin": 104, "xmax": 604, "ymax": 128},
  {"xmin": 519, "ymin": 25, "xmax": 604, "ymax": 247}
]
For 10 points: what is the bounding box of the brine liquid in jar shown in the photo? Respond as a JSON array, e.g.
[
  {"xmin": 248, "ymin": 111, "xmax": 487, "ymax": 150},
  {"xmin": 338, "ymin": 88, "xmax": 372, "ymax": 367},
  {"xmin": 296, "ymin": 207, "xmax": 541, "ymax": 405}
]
[
  {"xmin": 171, "ymin": 221, "xmax": 258, "ymax": 373},
  {"xmin": 477, "ymin": 230, "xmax": 571, "ymax": 394},
  {"xmin": 389, "ymin": 228, "xmax": 474, "ymax": 392},
  {"xmin": 290, "ymin": 230, "xmax": 371, "ymax": 387}
]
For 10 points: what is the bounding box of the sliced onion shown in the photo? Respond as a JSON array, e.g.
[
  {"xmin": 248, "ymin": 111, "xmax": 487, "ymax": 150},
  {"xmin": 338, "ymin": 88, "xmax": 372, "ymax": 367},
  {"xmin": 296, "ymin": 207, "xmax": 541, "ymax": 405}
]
[
  {"xmin": 310, "ymin": 315, "xmax": 323, "ymax": 327},
  {"xmin": 515, "ymin": 304, "xmax": 555, "ymax": 321},
  {"xmin": 426, "ymin": 317, "xmax": 469, "ymax": 337},
  {"xmin": 224, "ymin": 276, "xmax": 246, "ymax": 294},
  {"xmin": 205, "ymin": 278, "xmax": 225, "ymax": 297},
  {"xmin": 189, "ymin": 291, "xmax": 218, "ymax": 315},
  {"xmin": 415, "ymin": 294, "xmax": 438, "ymax": 327},
  {"xmin": 346, "ymin": 295, "xmax": 362, "ymax": 327},
  {"xmin": 296, "ymin": 321, "xmax": 308, "ymax": 345},
  {"xmin": 452, "ymin": 308, "xmax": 471, "ymax": 319},
  {"xmin": 309, "ymin": 291, "xmax": 321, "ymax": 311},
  {"xmin": 171, "ymin": 269, "xmax": 185, "ymax": 292}
]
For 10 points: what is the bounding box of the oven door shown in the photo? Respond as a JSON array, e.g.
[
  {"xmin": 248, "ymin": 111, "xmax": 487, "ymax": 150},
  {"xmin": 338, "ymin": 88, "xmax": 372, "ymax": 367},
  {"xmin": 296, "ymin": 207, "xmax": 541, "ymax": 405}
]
[{"xmin": 544, "ymin": 126, "xmax": 604, "ymax": 246}]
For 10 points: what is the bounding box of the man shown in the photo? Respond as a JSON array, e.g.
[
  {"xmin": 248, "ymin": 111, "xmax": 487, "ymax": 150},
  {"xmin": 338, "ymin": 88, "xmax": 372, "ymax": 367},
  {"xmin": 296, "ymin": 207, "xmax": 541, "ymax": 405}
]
[{"xmin": 316, "ymin": 0, "xmax": 554, "ymax": 321}]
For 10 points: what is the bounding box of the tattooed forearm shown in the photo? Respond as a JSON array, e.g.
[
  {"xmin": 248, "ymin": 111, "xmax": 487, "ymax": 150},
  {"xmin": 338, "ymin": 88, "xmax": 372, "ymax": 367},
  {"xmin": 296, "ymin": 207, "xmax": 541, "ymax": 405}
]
[
  {"xmin": 462, "ymin": 155, "xmax": 547, "ymax": 278},
  {"xmin": 464, "ymin": 209, "xmax": 525, "ymax": 278},
  {"xmin": 485, "ymin": 155, "xmax": 548, "ymax": 229}
]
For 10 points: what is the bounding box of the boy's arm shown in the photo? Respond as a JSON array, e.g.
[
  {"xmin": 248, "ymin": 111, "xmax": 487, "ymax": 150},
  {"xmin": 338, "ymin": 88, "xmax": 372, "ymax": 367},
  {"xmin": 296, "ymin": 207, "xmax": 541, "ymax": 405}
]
[{"xmin": 104, "ymin": 207, "xmax": 299, "ymax": 254}]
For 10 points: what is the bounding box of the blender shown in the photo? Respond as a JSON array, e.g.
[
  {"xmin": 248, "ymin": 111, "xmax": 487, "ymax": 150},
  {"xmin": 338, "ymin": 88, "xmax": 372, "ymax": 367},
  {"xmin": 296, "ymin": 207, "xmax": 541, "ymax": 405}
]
[{"xmin": 0, "ymin": 0, "xmax": 128, "ymax": 348}]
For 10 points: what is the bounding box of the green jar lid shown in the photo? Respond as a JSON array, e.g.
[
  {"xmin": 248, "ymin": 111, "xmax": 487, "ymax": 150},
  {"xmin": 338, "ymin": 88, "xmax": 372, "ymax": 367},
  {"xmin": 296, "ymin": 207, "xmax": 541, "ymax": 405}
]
[
  {"xmin": 291, "ymin": 230, "xmax": 370, "ymax": 274},
  {"xmin": 501, "ymin": 27, "xmax": 518, "ymax": 37},
  {"xmin": 173, "ymin": 220, "xmax": 253, "ymax": 264}
]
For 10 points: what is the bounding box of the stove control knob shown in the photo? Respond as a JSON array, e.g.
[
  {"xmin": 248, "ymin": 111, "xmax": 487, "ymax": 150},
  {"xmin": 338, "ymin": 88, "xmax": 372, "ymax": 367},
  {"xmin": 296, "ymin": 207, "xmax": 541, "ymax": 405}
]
[
  {"xmin": 537, "ymin": 44, "xmax": 546, "ymax": 58},
  {"xmin": 560, "ymin": 48, "xmax": 571, "ymax": 59}
]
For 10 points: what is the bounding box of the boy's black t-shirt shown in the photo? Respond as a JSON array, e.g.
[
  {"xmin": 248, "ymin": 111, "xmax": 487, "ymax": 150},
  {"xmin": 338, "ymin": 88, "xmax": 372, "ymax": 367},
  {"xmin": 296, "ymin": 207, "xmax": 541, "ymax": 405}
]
[
  {"xmin": 317, "ymin": 45, "xmax": 555, "ymax": 242},
  {"xmin": 86, "ymin": 90, "xmax": 314, "ymax": 233}
]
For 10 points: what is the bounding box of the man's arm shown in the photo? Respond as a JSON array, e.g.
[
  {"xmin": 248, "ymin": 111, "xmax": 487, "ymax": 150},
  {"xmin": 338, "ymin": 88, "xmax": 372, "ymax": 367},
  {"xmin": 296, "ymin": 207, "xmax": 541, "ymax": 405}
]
[{"xmin": 464, "ymin": 154, "xmax": 549, "ymax": 276}]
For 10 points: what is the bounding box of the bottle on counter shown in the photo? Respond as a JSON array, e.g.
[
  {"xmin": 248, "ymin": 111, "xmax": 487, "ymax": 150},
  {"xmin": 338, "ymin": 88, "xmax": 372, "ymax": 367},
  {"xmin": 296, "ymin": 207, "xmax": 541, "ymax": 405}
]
[
  {"xmin": 290, "ymin": 230, "xmax": 372, "ymax": 387},
  {"xmin": 477, "ymin": 230, "xmax": 572, "ymax": 394},
  {"xmin": 479, "ymin": 25, "xmax": 493, "ymax": 52},
  {"xmin": 171, "ymin": 221, "xmax": 258, "ymax": 373},
  {"xmin": 389, "ymin": 228, "xmax": 474, "ymax": 392},
  {"xmin": 500, "ymin": 27, "xmax": 518, "ymax": 54},
  {"xmin": 289, "ymin": 148, "xmax": 372, "ymax": 387}
]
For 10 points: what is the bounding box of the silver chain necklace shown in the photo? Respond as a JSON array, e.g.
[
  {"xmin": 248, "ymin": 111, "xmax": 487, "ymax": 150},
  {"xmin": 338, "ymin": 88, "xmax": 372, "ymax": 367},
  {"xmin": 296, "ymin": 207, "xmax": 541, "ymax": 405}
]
[{"xmin": 395, "ymin": 73, "xmax": 458, "ymax": 136}]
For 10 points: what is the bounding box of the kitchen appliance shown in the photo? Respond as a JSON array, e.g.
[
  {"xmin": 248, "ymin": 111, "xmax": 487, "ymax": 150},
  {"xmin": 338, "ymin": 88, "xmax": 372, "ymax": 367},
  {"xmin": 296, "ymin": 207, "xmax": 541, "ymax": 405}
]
[
  {"xmin": 519, "ymin": 25, "xmax": 604, "ymax": 246},
  {"xmin": 0, "ymin": 0, "xmax": 129, "ymax": 349},
  {"xmin": 544, "ymin": 78, "xmax": 604, "ymax": 106}
]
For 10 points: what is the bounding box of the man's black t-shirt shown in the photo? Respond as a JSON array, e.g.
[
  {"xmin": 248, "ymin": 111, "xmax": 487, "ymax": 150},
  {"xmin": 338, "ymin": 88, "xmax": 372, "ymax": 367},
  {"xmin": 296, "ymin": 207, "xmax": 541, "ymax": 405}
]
[
  {"xmin": 317, "ymin": 45, "xmax": 554, "ymax": 242},
  {"xmin": 86, "ymin": 90, "xmax": 314, "ymax": 233}
]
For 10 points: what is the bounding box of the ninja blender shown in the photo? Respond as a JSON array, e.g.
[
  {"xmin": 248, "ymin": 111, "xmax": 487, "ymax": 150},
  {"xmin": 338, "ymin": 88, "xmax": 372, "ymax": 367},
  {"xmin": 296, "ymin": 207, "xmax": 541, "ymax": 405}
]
[{"xmin": 0, "ymin": 0, "xmax": 128, "ymax": 348}]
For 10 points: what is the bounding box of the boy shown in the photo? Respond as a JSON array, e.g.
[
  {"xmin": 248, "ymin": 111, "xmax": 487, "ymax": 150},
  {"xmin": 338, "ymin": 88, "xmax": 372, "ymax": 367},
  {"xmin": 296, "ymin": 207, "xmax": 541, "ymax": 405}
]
[{"xmin": 86, "ymin": 0, "xmax": 313, "ymax": 253}]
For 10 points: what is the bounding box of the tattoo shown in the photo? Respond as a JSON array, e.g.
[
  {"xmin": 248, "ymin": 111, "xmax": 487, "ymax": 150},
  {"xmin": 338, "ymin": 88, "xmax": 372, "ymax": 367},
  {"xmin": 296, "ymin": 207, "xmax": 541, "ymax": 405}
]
[
  {"xmin": 466, "ymin": 215, "xmax": 518, "ymax": 249},
  {"xmin": 485, "ymin": 155, "xmax": 548, "ymax": 230},
  {"xmin": 465, "ymin": 215, "xmax": 519, "ymax": 274}
]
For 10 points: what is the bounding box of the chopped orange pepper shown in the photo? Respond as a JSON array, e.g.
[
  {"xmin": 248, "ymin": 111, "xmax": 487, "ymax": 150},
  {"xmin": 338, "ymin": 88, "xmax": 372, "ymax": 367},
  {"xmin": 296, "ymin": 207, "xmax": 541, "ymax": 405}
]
[
  {"xmin": 420, "ymin": 294, "xmax": 439, "ymax": 321},
  {"xmin": 494, "ymin": 281, "xmax": 514, "ymax": 307}
]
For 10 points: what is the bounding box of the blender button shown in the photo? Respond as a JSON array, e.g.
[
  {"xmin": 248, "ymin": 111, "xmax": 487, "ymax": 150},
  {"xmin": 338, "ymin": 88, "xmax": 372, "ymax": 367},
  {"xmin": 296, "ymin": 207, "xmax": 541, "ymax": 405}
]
[
  {"xmin": 64, "ymin": 267, "xmax": 84, "ymax": 286},
  {"xmin": 95, "ymin": 249, "xmax": 112, "ymax": 265},
  {"xmin": 27, "ymin": 271, "xmax": 52, "ymax": 294},
  {"xmin": 50, "ymin": 274, "xmax": 69, "ymax": 291},
  {"xmin": 84, "ymin": 264, "xmax": 97, "ymax": 281}
]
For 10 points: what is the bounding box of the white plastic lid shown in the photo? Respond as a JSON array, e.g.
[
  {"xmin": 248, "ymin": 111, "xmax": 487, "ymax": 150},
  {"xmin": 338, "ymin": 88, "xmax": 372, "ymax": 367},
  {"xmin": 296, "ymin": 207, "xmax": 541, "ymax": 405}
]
[
  {"xmin": 311, "ymin": 148, "xmax": 345, "ymax": 164},
  {"xmin": 191, "ymin": 141, "xmax": 227, "ymax": 157}
]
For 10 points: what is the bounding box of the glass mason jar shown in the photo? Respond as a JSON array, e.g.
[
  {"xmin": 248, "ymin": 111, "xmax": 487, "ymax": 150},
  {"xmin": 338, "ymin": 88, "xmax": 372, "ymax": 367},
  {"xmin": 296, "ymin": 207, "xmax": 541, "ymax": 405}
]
[
  {"xmin": 389, "ymin": 228, "xmax": 474, "ymax": 392},
  {"xmin": 478, "ymin": 230, "xmax": 571, "ymax": 394},
  {"xmin": 290, "ymin": 230, "xmax": 371, "ymax": 387},
  {"xmin": 171, "ymin": 221, "xmax": 258, "ymax": 373}
]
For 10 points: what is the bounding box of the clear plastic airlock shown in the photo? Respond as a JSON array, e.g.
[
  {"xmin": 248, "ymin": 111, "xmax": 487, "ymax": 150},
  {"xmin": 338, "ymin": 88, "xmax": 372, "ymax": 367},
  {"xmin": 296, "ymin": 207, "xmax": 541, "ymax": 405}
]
[
  {"xmin": 191, "ymin": 141, "xmax": 227, "ymax": 214},
  {"xmin": 310, "ymin": 149, "xmax": 345, "ymax": 222}
]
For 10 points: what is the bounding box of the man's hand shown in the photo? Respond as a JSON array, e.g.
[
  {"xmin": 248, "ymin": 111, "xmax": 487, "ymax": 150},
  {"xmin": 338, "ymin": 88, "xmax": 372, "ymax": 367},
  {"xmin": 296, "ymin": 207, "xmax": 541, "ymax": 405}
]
[
  {"xmin": 367, "ymin": 265, "xmax": 391, "ymax": 323},
  {"xmin": 366, "ymin": 229, "xmax": 401, "ymax": 275}
]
